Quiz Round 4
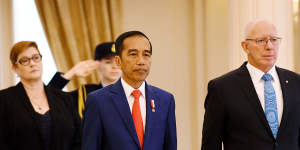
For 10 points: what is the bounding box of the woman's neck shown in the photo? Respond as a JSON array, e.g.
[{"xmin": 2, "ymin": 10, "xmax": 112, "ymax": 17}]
[{"xmin": 21, "ymin": 79, "xmax": 44, "ymax": 95}]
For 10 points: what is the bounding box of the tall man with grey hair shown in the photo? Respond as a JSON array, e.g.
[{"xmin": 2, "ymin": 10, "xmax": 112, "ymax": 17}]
[{"xmin": 202, "ymin": 20, "xmax": 300, "ymax": 150}]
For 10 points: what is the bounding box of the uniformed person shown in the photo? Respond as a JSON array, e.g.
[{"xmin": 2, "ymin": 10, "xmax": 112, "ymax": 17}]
[{"xmin": 48, "ymin": 42, "xmax": 122, "ymax": 118}]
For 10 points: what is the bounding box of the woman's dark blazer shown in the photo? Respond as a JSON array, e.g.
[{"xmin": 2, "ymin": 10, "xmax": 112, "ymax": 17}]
[{"xmin": 0, "ymin": 82, "xmax": 81, "ymax": 150}]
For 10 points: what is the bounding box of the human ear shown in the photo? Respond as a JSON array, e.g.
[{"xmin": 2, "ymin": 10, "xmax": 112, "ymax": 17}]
[
  {"xmin": 115, "ymin": 56, "xmax": 121, "ymax": 67},
  {"xmin": 241, "ymin": 41, "xmax": 250, "ymax": 54}
]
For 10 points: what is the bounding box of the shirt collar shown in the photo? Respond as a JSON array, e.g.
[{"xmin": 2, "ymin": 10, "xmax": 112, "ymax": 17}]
[
  {"xmin": 246, "ymin": 62, "xmax": 277, "ymax": 83},
  {"xmin": 101, "ymin": 82, "xmax": 107, "ymax": 87},
  {"xmin": 121, "ymin": 78, "xmax": 146, "ymax": 98}
]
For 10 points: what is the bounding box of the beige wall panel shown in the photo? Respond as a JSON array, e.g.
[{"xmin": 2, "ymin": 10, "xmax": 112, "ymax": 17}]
[
  {"xmin": 0, "ymin": 0, "xmax": 14, "ymax": 89},
  {"xmin": 193, "ymin": 1, "xmax": 205, "ymax": 149},
  {"xmin": 204, "ymin": 0, "xmax": 230, "ymax": 81},
  {"xmin": 272, "ymin": 0, "xmax": 294, "ymax": 71}
]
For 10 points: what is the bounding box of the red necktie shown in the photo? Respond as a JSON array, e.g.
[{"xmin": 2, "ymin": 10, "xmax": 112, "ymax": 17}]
[{"xmin": 131, "ymin": 89, "xmax": 144, "ymax": 148}]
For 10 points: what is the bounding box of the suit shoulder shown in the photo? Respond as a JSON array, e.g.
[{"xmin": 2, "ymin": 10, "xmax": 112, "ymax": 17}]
[
  {"xmin": 85, "ymin": 85, "xmax": 113, "ymax": 108},
  {"xmin": 0, "ymin": 86, "xmax": 17, "ymax": 111},
  {"xmin": 277, "ymin": 67, "xmax": 300, "ymax": 77},
  {"xmin": 89, "ymin": 84, "xmax": 111, "ymax": 96},
  {"xmin": 209, "ymin": 67, "xmax": 241, "ymax": 85},
  {"xmin": 86, "ymin": 84, "xmax": 113, "ymax": 103},
  {"xmin": 276, "ymin": 67, "xmax": 300, "ymax": 82},
  {"xmin": 148, "ymin": 84, "xmax": 174, "ymax": 98},
  {"xmin": 84, "ymin": 84, "xmax": 101, "ymax": 92},
  {"xmin": 0, "ymin": 85, "xmax": 18, "ymax": 100},
  {"xmin": 0, "ymin": 85, "xmax": 16, "ymax": 95}
]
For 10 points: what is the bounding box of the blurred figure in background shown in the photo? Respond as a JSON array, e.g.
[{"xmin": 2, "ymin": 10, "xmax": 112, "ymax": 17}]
[
  {"xmin": 48, "ymin": 42, "xmax": 122, "ymax": 118},
  {"xmin": 0, "ymin": 41, "xmax": 81, "ymax": 150}
]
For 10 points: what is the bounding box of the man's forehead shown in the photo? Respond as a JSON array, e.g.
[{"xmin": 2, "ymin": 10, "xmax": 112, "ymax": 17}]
[
  {"xmin": 124, "ymin": 35, "xmax": 148, "ymax": 43},
  {"xmin": 245, "ymin": 20, "xmax": 278, "ymax": 38},
  {"xmin": 123, "ymin": 35, "xmax": 150, "ymax": 49}
]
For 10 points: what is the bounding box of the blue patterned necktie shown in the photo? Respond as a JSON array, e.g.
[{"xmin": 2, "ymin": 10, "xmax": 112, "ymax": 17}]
[{"xmin": 262, "ymin": 73, "xmax": 279, "ymax": 138}]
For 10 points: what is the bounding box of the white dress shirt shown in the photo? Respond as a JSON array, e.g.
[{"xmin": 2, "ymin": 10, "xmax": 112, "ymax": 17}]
[
  {"xmin": 121, "ymin": 78, "xmax": 146, "ymax": 131},
  {"xmin": 246, "ymin": 62, "xmax": 283, "ymax": 124}
]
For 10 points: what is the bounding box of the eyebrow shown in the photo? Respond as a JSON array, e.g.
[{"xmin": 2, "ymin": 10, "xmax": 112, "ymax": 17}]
[
  {"xmin": 128, "ymin": 49, "xmax": 151, "ymax": 52},
  {"xmin": 19, "ymin": 53, "xmax": 40, "ymax": 58},
  {"xmin": 128, "ymin": 49, "xmax": 138, "ymax": 52}
]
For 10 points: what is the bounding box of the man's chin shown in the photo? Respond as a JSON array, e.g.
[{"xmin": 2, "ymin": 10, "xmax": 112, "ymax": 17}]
[
  {"xmin": 262, "ymin": 61, "xmax": 276, "ymax": 67},
  {"xmin": 134, "ymin": 76, "xmax": 147, "ymax": 82}
]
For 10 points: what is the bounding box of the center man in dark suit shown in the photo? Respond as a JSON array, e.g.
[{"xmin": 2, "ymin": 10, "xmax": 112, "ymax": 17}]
[
  {"xmin": 202, "ymin": 20, "xmax": 300, "ymax": 150},
  {"xmin": 82, "ymin": 31, "xmax": 177, "ymax": 150}
]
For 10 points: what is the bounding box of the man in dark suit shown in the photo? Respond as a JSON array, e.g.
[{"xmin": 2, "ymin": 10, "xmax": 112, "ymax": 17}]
[
  {"xmin": 82, "ymin": 31, "xmax": 177, "ymax": 150},
  {"xmin": 202, "ymin": 20, "xmax": 300, "ymax": 150}
]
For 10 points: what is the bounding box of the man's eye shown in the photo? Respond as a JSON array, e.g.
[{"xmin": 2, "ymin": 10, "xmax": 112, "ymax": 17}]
[
  {"xmin": 144, "ymin": 53, "xmax": 151, "ymax": 57},
  {"xmin": 257, "ymin": 39, "xmax": 265, "ymax": 43},
  {"xmin": 270, "ymin": 38, "xmax": 278, "ymax": 42},
  {"xmin": 129, "ymin": 53, "xmax": 137, "ymax": 56}
]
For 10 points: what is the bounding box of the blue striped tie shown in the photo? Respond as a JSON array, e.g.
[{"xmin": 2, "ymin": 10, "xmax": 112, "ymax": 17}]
[{"xmin": 262, "ymin": 73, "xmax": 279, "ymax": 138}]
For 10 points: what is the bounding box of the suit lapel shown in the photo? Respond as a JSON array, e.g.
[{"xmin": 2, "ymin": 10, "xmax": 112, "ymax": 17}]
[
  {"xmin": 236, "ymin": 63, "xmax": 274, "ymax": 138},
  {"xmin": 110, "ymin": 79, "xmax": 140, "ymax": 148},
  {"xmin": 15, "ymin": 83, "xmax": 43, "ymax": 139},
  {"xmin": 143, "ymin": 82, "xmax": 156, "ymax": 149},
  {"xmin": 275, "ymin": 67, "xmax": 290, "ymax": 139}
]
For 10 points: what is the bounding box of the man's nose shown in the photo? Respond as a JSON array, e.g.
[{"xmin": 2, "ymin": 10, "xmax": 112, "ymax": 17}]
[
  {"xmin": 136, "ymin": 55, "xmax": 145, "ymax": 65},
  {"xmin": 265, "ymin": 39, "xmax": 274, "ymax": 49}
]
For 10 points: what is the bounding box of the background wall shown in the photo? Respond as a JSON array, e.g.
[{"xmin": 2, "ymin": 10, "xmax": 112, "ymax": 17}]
[
  {"xmin": 0, "ymin": 0, "xmax": 14, "ymax": 89},
  {"xmin": 0, "ymin": 0, "xmax": 296, "ymax": 149}
]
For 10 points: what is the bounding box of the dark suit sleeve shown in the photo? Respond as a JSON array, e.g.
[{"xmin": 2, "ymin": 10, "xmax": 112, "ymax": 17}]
[
  {"xmin": 82, "ymin": 94, "xmax": 102, "ymax": 150},
  {"xmin": 201, "ymin": 80, "xmax": 225, "ymax": 150},
  {"xmin": 164, "ymin": 95, "xmax": 177, "ymax": 150},
  {"xmin": 0, "ymin": 92, "xmax": 12, "ymax": 150},
  {"xmin": 47, "ymin": 72, "xmax": 70, "ymax": 89}
]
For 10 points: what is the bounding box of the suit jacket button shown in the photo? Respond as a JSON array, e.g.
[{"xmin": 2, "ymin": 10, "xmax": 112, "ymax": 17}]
[{"xmin": 274, "ymin": 142, "xmax": 279, "ymax": 147}]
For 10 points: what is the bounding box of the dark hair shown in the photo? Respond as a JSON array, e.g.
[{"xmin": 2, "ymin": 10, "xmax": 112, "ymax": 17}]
[
  {"xmin": 115, "ymin": 31, "xmax": 152, "ymax": 57},
  {"xmin": 10, "ymin": 41, "xmax": 40, "ymax": 66}
]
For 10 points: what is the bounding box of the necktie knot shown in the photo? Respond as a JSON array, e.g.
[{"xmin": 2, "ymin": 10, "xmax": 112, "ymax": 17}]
[
  {"xmin": 262, "ymin": 73, "xmax": 273, "ymax": 81},
  {"xmin": 131, "ymin": 90, "xmax": 141, "ymax": 100}
]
